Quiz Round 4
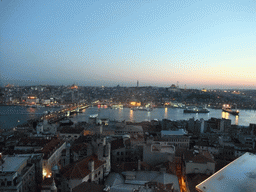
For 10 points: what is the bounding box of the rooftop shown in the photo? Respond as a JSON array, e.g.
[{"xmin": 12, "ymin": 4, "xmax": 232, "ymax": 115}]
[
  {"xmin": 196, "ymin": 152, "xmax": 256, "ymax": 192},
  {"xmin": 60, "ymin": 154, "xmax": 105, "ymax": 179},
  {"xmin": 1, "ymin": 155, "xmax": 28, "ymax": 172},
  {"xmin": 60, "ymin": 127, "xmax": 84, "ymax": 134},
  {"xmin": 161, "ymin": 129, "xmax": 187, "ymax": 136},
  {"xmin": 16, "ymin": 137, "xmax": 51, "ymax": 147},
  {"xmin": 105, "ymin": 171, "xmax": 180, "ymax": 192},
  {"xmin": 41, "ymin": 137, "xmax": 65, "ymax": 159}
]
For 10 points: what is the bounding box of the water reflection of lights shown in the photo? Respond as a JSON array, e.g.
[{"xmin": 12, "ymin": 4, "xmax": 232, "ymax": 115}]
[
  {"xmin": 147, "ymin": 111, "xmax": 151, "ymax": 121},
  {"xmin": 164, "ymin": 107, "xmax": 168, "ymax": 119},
  {"xmin": 222, "ymin": 111, "xmax": 229, "ymax": 119},
  {"xmin": 235, "ymin": 115, "xmax": 239, "ymax": 125},
  {"xmin": 27, "ymin": 108, "xmax": 36, "ymax": 113},
  {"xmin": 129, "ymin": 109, "xmax": 133, "ymax": 122}
]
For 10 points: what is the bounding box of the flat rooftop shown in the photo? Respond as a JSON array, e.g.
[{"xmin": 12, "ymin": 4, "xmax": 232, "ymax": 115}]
[
  {"xmin": 2, "ymin": 156, "xmax": 28, "ymax": 172},
  {"xmin": 196, "ymin": 152, "xmax": 256, "ymax": 192}
]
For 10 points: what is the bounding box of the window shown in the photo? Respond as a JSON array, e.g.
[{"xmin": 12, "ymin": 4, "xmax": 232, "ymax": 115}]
[{"xmin": 117, "ymin": 152, "xmax": 120, "ymax": 156}]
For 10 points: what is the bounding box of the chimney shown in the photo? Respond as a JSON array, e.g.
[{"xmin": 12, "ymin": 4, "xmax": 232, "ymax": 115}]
[{"xmin": 89, "ymin": 160, "xmax": 94, "ymax": 172}]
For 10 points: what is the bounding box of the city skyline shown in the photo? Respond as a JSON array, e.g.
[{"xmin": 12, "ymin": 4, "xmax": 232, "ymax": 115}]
[{"xmin": 1, "ymin": 0, "xmax": 256, "ymax": 89}]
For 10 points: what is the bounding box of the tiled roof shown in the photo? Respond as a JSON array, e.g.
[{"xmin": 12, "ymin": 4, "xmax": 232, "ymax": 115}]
[
  {"xmin": 191, "ymin": 154, "xmax": 215, "ymax": 164},
  {"xmin": 41, "ymin": 138, "xmax": 65, "ymax": 159},
  {"xmin": 71, "ymin": 143, "xmax": 87, "ymax": 153},
  {"xmin": 17, "ymin": 138, "xmax": 51, "ymax": 147},
  {"xmin": 60, "ymin": 155, "xmax": 105, "ymax": 179},
  {"xmin": 184, "ymin": 150, "xmax": 215, "ymax": 164}
]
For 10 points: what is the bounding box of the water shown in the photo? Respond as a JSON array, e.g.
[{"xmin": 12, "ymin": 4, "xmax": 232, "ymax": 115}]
[
  {"xmin": 0, "ymin": 105, "xmax": 61, "ymax": 130},
  {"xmin": 71, "ymin": 107, "xmax": 256, "ymax": 126},
  {"xmin": 1, "ymin": 106, "xmax": 256, "ymax": 130}
]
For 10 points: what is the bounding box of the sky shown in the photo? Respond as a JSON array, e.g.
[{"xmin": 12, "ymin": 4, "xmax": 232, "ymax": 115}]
[{"xmin": 0, "ymin": 0, "xmax": 256, "ymax": 89}]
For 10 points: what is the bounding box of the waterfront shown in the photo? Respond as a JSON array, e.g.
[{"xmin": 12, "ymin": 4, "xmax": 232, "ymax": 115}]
[
  {"xmin": 1, "ymin": 106, "xmax": 256, "ymax": 130},
  {"xmin": 71, "ymin": 107, "xmax": 256, "ymax": 126}
]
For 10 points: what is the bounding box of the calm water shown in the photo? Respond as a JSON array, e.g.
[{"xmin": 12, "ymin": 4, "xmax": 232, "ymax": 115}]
[
  {"xmin": 1, "ymin": 106, "xmax": 256, "ymax": 130},
  {"xmin": 0, "ymin": 106, "xmax": 60, "ymax": 130},
  {"xmin": 71, "ymin": 107, "xmax": 256, "ymax": 126}
]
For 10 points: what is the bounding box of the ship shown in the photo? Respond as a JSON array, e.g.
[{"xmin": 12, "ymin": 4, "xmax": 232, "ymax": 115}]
[
  {"xmin": 132, "ymin": 107, "xmax": 153, "ymax": 111},
  {"xmin": 222, "ymin": 104, "xmax": 239, "ymax": 115},
  {"xmin": 184, "ymin": 106, "xmax": 209, "ymax": 113}
]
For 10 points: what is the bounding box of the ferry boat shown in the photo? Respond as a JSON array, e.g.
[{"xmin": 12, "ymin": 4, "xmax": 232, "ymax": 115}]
[
  {"xmin": 222, "ymin": 104, "xmax": 239, "ymax": 115},
  {"xmin": 184, "ymin": 106, "xmax": 209, "ymax": 113}
]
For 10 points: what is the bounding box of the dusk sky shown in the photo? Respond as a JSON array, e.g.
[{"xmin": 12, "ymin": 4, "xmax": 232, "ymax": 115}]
[{"xmin": 1, "ymin": 0, "xmax": 255, "ymax": 89}]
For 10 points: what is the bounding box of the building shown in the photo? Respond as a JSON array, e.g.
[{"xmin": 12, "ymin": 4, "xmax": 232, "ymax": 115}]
[
  {"xmin": 115, "ymin": 125, "xmax": 143, "ymax": 137},
  {"xmin": 42, "ymin": 138, "xmax": 66, "ymax": 178},
  {"xmin": 0, "ymin": 154, "xmax": 36, "ymax": 192},
  {"xmin": 59, "ymin": 155, "xmax": 106, "ymax": 192},
  {"xmin": 41, "ymin": 177, "xmax": 58, "ymax": 192},
  {"xmin": 104, "ymin": 171, "xmax": 180, "ymax": 192},
  {"xmin": 72, "ymin": 182, "xmax": 104, "ymax": 192},
  {"xmin": 71, "ymin": 135, "xmax": 111, "ymax": 176},
  {"xmin": 143, "ymin": 140, "xmax": 175, "ymax": 166},
  {"xmin": 196, "ymin": 152, "xmax": 256, "ymax": 192},
  {"xmin": 160, "ymin": 129, "xmax": 190, "ymax": 149},
  {"xmin": 14, "ymin": 137, "xmax": 53, "ymax": 152},
  {"xmin": 184, "ymin": 150, "xmax": 215, "ymax": 175},
  {"xmin": 36, "ymin": 120, "xmax": 57, "ymax": 136},
  {"xmin": 59, "ymin": 127, "xmax": 84, "ymax": 142}
]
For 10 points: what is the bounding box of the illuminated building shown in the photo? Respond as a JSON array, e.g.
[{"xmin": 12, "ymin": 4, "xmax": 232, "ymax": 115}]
[
  {"xmin": 130, "ymin": 101, "xmax": 141, "ymax": 107},
  {"xmin": 26, "ymin": 95, "xmax": 39, "ymax": 105},
  {"xmin": 41, "ymin": 138, "xmax": 66, "ymax": 179}
]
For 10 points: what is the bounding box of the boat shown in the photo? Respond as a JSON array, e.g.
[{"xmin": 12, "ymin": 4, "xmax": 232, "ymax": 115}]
[
  {"xmin": 184, "ymin": 106, "xmax": 209, "ymax": 113},
  {"xmin": 132, "ymin": 107, "xmax": 153, "ymax": 111},
  {"xmin": 111, "ymin": 104, "xmax": 123, "ymax": 109},
  {"xmin": 222, "ymin": 104, "xmax": 239, "ymax": 115}
]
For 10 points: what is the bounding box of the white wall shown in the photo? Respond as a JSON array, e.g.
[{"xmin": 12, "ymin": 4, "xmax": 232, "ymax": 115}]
[{"xmin": 185, "ymin": 162, "xmax": 215, "ymax": 175}]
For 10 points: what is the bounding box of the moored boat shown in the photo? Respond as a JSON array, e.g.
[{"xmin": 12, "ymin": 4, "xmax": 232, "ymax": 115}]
[
  {"xmin": 132, "ymin": 107, "xmax": 153, "ymax": 111},
  {"xmin": 184, "ymin": 106, "xmax": 209, "ymax": 113},
  {"xmin": 222, "ymin": 104, "xmax": 239, "ymax": 115}
]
